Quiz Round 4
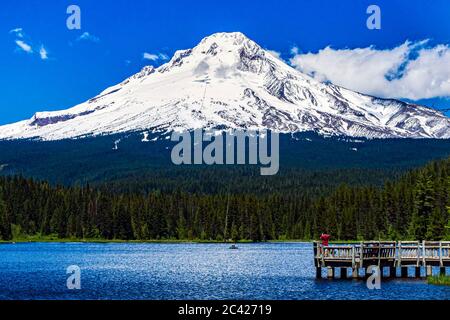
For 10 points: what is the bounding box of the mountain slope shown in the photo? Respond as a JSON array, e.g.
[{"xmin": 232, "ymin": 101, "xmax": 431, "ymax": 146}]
[{"xmin": 1, "ymin": 32, "xmax": 449, "ymax": 140}]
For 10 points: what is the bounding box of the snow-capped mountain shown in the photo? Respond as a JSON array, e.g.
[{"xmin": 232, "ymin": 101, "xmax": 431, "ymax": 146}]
[{"xmin": 1, "ymin": 32, "xmax": 449, "ymax": 140}]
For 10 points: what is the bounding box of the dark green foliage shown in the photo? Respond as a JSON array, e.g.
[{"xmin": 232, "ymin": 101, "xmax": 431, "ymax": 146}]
[
  {"xmin": 445, "ymin": 177, "xmax": 450, "ymax": 238},
  {"xmin": 0, "ymin": 187, "xmax": 11, "ymax": 240},
  {"xmin": 0, "ymin": 157, "xmax": 448, "ymax": 241},
  {"xmin": 409, "ymin": 173, "xmax": 435, "ymax": 240},
  {"xmin": 1, "ymin": 132, "xmax": 450, "ymax": 190}
]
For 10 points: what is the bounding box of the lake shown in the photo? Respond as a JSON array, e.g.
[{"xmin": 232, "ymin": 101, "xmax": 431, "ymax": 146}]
[{"xmin": 0, "ymin": 242, "xmax": 448, "ymax": 300}]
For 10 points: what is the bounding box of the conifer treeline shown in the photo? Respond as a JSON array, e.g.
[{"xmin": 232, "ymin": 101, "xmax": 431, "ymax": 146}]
[{"xmin": 0, "ymin": 158, "xmax": 448, "ymax": 241}]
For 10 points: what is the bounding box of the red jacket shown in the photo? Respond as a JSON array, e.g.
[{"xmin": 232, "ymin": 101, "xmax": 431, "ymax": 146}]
[{"xmin": 320, "ymin": 234, "xmax": 330, "ymax": 246}]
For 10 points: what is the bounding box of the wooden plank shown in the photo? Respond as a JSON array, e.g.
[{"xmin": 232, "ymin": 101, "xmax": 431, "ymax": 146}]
[
  {"xmin": 352, "ymin": 267, "xmax": 359, "ymax": 279},
  {"xmin": 416, "ymin": 243, "xmax": 420, "ymax": 267},
  {"xmin": 426, "ymin": 265, "xmax": 433, "ymax": 277},
  {"xmin": 360, "ymin": 242, "xmax": 364, "ymax": 268},
  {"xmin": 422, "ymin": 240, "xmax": 426, "ymax": 268},
  {"xmin": 377, "ymin": 242, "xmax": 381, "ymax": 267},
  {"xmin": 351, "ymin": 246, "xmax": 355, "ymax": 269}
]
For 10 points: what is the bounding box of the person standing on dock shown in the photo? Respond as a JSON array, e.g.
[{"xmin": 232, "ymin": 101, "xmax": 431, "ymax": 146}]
[
  {"xmin": 319, "ymin": 233, "xmax": 331, "ymax": 256},
  {"xmin": 320, "ymin": 233, "xmax": 330, "ymax": 246}
]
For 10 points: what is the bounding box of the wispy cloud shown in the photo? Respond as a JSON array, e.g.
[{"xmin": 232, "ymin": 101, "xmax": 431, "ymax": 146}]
[
  {"xmin": 9, "ymin": 27, "xmax": 24, "ymax": 38},
  {"xmin": 77, "ymin": 32, "xmax": 100, "ymax": 43},
  {"xmin": 290, "ymin": 40, "xmax": 450, "ymax": 101},
  {"xmin": 39, "ymin": 46, "xmax": 48, "ymax": 60},
  {"xmin": 15, "ymin": 40, "xmax": 33, "ymax": 53},
  {"xmin": 143, "ymin": 52, "xmax": 169, "ymax": 61},
  {"xmin": 143, "ymin": 53, "xmax": 158, "ymax": 61},
  {"xmin": 10, "ymin": 27, "xmax": 51, "ymax": 60}
]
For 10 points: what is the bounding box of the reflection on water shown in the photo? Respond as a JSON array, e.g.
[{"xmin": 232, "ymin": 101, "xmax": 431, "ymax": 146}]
[{"xmin": 0, "ymin": 242, "xmax": 448, "ymax": 300}]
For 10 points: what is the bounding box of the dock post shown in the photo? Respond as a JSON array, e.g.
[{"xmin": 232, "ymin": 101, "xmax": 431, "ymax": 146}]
[
  {"xmin": 316, "ymin": 267, "xmax": 322, "ymax": 279},
  {"xmin": 426, "ymin": 266, "xmax": 433, "ymax": 277},
  {"xmin": 364, "ymin": 267, "xmax": 370, "ymax": 279},
  {"xmin": 389, "ymin": 266, "xmax": 396, "ymax": 278},
  {"xmin": 313, "ymin": 242, "xmax": 318, "ymax": 264},
  {"xmin": 341, "ymin": 268, "xmax": 348, "ymax": 279},
  {"xmin": 415, "ymin": 267, "xmax": 421, "ymax": 278},
  {"xmin": 401, "ymin": 267, "xmax": 408, "ymax": 278},
  {"xmin": 327, "ymin": 267, "xmax": 334, "ymax": 279},
  {"xmin": 440, "ymin": 267, "xmax": 446, "ymax": 276},
  {"xmin": 352, "ymin": 268, "xmax": 359, "ymax": 279}
]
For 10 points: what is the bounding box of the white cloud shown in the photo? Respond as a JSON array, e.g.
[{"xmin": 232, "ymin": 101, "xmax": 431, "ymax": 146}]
[
  {"xmin": 10, "ymin": 27, "xmax": 51, "ymax": 60},
  {"xmin": 39, "ymin": 46, "xmax": 48, "ymax": 60},
  {"xmin": 143, "ymin": 53, "xmax": 159, "ymax": 61},
  {"xmin": 290, "ymin": 40, "xmax": 450, "ymax": 100},
  {"xmin": 143, "ymin": 52, "xmax": 169, "ymax": 61},
  {"xmin": 9, "ymin": 27, "xmax": 24, "ymax": 38},
  {"xmin": 77, "ymin": 32, "xmax": 100, "ymax": 43},
  {"xmin": 15, "ymin": 40, "xmax": 33, "ymax": 53}
]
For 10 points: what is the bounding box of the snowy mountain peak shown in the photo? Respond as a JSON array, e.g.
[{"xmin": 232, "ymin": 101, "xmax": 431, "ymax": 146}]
[
  {"xmin": 195, "ymin": 31, "xmax": 259, "ymax": 54},
  {"xmin": 197, "ymin": 31, "xmax": 251, "ymax": 48},
  {"xmin": 0, "ymin": 32, "xmax": 449, "ymax": 141},
  {"xmin": 157, "ymin": 31, "xmax": 278, "ymax": 77}
]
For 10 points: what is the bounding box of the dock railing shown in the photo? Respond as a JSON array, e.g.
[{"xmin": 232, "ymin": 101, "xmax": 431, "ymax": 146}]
[{"xmin": 313, "ymin": 241, "xmax": 450, "ymax": 279}]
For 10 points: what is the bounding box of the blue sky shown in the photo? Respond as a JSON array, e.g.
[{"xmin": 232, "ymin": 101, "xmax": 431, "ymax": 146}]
[{"xmin": 0, "ymin": 0, "xmax": 449, "ymax": 125}]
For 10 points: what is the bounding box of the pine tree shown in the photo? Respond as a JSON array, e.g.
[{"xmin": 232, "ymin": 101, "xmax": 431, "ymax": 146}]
[
  {"xmin": 230, "ymin": 223, "xmax": 239, "ymax": 242},
  {"xmin": 409, "ymin": 173, "xmax": 434, "ymax": 240},
  {"xmin": 176, "ymin": 209, "xmax": 187, "ymax": 240},
  {"xmin": 426, "ymin": 207, "xmax": 446, "ymax": 240},
  {"xmin": 0, "ymin": 187, "xmax": 11, "ymax": 240},
  {"xmin": 446, "ymin": 177, "xmax": 450, "ymax": 238}
]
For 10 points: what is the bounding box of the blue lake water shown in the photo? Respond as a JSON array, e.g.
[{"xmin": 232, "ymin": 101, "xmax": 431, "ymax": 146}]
[{"xmin": 0, "ymin": 242, "xmax": 448, "ymax": 300}]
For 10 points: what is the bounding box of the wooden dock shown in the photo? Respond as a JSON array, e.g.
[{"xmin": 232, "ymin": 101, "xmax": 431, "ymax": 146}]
[{"xmin": 313, "ymin": 241, "xmax": 450, "ymax": 279}]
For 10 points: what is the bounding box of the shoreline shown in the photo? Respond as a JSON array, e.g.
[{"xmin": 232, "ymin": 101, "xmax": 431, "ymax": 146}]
[
  {"xmin": 0, "ymin": 239, "xmax": 402, "ymax": 244},
  {"xmin": 0, "ymin": 239, "xmax": 309, "ymax": 244}
]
